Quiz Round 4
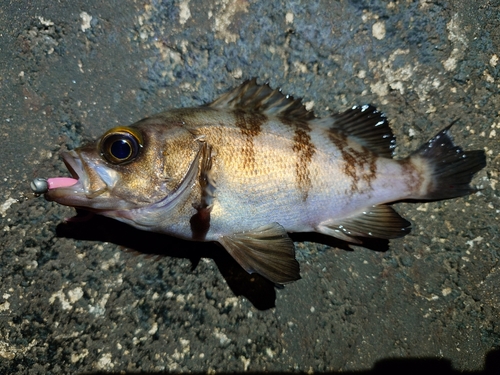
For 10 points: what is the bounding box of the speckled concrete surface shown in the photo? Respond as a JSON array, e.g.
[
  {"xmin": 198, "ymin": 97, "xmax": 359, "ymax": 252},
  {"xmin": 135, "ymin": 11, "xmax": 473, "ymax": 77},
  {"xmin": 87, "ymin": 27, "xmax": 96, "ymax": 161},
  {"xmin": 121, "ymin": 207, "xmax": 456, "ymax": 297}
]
[{"xmin": 0, "ymin": 0, "xmax": 499, "ymax": 373}]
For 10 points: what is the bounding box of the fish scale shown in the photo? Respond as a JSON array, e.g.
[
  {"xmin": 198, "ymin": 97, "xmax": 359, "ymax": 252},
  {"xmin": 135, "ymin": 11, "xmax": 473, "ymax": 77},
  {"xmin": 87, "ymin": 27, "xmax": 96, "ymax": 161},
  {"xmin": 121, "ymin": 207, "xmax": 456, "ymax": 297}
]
[
  {"xmin": 200, "ymin": 116, "xmax": 385, "ymax": 233},
  {"xmin": 33, "ymin": 79, "xmax": 486, "ymax": 285},
  {"xmin": 196, "ymin": 120, "xmax": 322, "ymax": 229}
]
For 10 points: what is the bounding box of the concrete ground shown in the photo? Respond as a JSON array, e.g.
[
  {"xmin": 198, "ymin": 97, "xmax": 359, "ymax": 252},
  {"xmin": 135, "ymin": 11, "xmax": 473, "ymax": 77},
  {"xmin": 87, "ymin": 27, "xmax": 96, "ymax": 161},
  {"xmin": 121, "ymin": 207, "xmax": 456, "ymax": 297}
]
[{"xmin": 0, "ymin": 0, "xmax": 499, "ymax": 373}]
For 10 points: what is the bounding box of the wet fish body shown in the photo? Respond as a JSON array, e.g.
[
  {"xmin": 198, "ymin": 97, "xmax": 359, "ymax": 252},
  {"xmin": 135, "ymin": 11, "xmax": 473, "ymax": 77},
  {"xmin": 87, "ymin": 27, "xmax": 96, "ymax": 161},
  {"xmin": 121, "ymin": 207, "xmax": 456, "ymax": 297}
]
[{"xmin": 38, "ymin": 80, "xmax": 486, "ymax": 284}]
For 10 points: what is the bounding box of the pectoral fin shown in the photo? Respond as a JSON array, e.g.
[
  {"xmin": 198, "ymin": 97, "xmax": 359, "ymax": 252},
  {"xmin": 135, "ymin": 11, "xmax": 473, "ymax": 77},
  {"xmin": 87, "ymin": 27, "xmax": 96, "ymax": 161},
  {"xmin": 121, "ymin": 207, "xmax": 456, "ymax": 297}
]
[
  {"xmin": 190, "ymin": 141, "xmax": 216, "ymax": 241},
  {"xmin": 318, "ymin": 205, "xmax": 411, "ymax": 243},
  {"xmin": 219, "ymin": 223, "xmax": 300, "ymax": 284}
]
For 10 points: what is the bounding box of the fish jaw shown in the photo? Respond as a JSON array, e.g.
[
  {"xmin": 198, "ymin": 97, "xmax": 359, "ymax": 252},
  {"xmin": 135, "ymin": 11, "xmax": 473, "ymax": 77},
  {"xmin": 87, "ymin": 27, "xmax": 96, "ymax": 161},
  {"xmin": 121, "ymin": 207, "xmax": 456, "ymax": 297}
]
[
  {"xmin": 45, "ymin": 150, "xmax": 137, "ymax": 211},
  {"xmin": 44, "ymin": 151, "xmax": 88, "ymax": 205}
]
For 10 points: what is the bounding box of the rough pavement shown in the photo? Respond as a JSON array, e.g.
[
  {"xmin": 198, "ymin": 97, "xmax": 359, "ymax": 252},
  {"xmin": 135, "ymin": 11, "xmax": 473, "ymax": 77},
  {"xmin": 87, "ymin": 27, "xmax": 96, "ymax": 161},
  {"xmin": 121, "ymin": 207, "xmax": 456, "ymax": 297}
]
[{"xmin": 0, "ymin": 0, "xmax": 499, "ymax": 373}]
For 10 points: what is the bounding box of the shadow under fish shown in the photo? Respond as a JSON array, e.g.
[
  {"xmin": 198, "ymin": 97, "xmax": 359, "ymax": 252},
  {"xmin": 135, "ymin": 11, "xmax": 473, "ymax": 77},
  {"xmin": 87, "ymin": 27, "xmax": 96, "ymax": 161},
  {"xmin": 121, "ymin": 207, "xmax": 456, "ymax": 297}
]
[{"xmin": 55, "ymin": 212, "xmax": 278, "ymax": 310}]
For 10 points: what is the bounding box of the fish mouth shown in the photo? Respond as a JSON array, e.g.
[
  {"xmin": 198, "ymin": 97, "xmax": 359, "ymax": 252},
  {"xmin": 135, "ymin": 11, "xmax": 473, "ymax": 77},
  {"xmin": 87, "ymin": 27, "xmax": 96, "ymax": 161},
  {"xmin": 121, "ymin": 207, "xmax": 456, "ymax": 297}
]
[
  {"xmin": 44, "ymin": 151, "xmax": 138, "ymax": 211},
  {"xmin": 62, "ymin": 151, "xmax": 84, "ymax": 182},
  {"xmin": 44, "ymin": 151, "xmax": 88, "ymax": 205}
]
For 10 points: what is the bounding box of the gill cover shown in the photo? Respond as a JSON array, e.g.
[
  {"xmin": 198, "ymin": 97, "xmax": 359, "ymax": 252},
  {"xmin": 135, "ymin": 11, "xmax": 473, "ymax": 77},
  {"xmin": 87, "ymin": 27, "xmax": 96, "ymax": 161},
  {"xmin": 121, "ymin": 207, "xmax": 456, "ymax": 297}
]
[{"xmin": 99, "ymin": 126, "xmax": 143, "ymax": 164}]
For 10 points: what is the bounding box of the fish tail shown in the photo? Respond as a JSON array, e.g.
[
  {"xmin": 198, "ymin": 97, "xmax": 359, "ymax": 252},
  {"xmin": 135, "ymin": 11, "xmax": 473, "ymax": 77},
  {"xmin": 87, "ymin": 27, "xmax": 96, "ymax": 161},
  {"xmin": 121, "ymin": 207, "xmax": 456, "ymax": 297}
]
[{"xmin": 411, "ymin": 125, "xmax": 486, "ymax": 200}]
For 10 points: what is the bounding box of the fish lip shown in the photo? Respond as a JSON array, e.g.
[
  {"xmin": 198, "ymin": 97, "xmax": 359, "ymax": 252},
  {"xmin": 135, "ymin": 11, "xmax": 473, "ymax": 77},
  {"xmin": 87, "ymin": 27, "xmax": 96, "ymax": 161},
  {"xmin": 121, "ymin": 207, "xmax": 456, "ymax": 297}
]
[
  {"xmin": 62, "ymin": 151, "xmax": 82, "ymax": 180},
  {"xmin": 45, "ymin": 151, "xmax": 87, "ymax": 201}
]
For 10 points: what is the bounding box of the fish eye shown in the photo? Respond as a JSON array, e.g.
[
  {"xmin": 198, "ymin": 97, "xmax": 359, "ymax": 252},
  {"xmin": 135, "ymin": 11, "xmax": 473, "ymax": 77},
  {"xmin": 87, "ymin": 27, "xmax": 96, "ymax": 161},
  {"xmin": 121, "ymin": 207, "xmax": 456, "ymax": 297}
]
[{"xmin": 99, "ymin": 127, "xmax": 143, "ymax": 164}]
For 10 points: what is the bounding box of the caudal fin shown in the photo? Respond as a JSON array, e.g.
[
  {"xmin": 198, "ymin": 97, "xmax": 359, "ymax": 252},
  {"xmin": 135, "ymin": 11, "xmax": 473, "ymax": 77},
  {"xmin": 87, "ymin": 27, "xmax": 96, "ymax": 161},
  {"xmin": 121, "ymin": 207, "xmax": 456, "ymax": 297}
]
[{"xmin": 413, "ymin": 125, "xmax": 486, "ymax": 200}]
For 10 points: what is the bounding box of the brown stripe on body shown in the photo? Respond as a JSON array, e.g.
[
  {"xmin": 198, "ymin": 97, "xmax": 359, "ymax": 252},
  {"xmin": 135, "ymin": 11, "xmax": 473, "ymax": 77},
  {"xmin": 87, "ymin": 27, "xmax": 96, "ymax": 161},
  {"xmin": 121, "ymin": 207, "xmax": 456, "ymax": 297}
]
[
  {"xmin": 349, "ymin": 145, "xmax": 378, "ymax": 190},
  {"xmin": 400, "ymin": 157, "xmax": 425, "ymax": 198},
  {"xmin": 292, "ymin": 127, "xmax": 316, "ymax": 201},
  {"xmin": 233, "ymin": 109, "xmax": 266, "ymax": 171},
  {"xmin": 327, "ymin": 131, "xmax": 378, "ymax": 195}
]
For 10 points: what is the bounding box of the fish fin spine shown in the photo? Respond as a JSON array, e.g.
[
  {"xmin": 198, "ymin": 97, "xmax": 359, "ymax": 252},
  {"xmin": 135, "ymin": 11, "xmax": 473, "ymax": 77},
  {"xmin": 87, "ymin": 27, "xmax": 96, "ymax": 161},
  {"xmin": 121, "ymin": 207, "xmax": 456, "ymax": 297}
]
[
  {"xmin": 208, "ymin": 78, "xmax": 315, "ymax": 121},
  {"xmin": 312, "ymin": 104, "xmax": 396, "ymax": 158}
]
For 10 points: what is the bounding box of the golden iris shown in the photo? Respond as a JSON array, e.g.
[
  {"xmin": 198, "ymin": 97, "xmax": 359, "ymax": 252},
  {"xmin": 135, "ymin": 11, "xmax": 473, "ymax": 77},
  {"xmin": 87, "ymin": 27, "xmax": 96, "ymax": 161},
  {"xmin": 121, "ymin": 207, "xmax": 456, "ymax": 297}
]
[{"xmin": 99, "ymin": 127, "xmax": 143, "ymax": 164}]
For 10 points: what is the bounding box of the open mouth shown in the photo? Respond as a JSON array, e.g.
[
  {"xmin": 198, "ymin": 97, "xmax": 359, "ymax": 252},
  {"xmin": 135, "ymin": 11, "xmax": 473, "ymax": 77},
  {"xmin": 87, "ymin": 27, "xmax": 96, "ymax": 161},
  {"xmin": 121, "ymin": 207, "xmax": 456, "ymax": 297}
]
[
  {"xmin": 61, "ymin": 151, "xmax": 82, "ymax": 181},
  {"xmin": 45, "ymin": 151, "xmax": 82, "ymax": 190},
  {"xmin": 35, "ymin": 151, "xmax": 87, "ymax": 201}
]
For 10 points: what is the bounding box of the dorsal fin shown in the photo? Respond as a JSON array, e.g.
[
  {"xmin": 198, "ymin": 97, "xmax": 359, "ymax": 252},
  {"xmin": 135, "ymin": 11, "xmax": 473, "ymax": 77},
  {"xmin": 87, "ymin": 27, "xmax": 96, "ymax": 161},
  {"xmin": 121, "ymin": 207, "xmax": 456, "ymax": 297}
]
[
  {"xmin": 208, "ymin": 78, "xmax": 315, "ymax": 121},
  {"xmin": 313, "ymin": 105, "xmax": 396, "ymax": 158}
]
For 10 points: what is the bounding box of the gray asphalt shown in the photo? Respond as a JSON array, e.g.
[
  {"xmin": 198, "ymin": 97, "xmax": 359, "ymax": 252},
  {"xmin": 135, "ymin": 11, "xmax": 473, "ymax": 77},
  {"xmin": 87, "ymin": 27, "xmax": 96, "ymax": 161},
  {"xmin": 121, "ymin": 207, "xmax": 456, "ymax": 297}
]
[{"xmin": 0, "ymin": 0, "xmax": 499, "ymax": 373}]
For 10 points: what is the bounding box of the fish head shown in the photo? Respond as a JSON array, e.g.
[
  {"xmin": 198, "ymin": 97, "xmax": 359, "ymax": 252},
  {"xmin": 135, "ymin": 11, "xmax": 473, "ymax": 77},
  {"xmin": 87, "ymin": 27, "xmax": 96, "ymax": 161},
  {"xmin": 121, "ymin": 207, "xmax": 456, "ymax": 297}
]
[{"xmin": 45, "ymin": 118, "xmax": 201, "ymax": 213}]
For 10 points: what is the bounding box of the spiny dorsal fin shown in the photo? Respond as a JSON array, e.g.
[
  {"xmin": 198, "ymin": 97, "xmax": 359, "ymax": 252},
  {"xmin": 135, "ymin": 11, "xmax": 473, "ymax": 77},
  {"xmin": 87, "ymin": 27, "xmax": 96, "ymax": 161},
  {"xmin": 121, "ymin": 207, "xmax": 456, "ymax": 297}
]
[
  {"xmin": 208, "ymin": 78, "xmax": 315, "ymax": 121},
  {"xmin": 317, "ymin": 205, "xmax": 411, "ymax": 242},
  {"xmin": 312, "ymin": 105, "xmax": 396, "ymax": 158},
  {"xmin": 219, "ymin": 222, "xmax": 301, "ymax": 284}
]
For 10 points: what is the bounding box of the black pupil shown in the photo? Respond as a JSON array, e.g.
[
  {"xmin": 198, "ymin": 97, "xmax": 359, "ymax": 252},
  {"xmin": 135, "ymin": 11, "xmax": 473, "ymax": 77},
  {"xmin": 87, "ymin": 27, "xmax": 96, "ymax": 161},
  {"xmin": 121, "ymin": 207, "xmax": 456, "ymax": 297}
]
[{"xmin": 111, "ymin": 139, "xmax": 131, "ymax": 159}]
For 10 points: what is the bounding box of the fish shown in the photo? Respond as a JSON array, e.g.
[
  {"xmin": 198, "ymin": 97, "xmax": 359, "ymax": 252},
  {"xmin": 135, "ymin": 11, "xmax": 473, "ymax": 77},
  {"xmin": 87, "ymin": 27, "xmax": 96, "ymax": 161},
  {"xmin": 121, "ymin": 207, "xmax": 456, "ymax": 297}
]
[{"xmin": 32, "ymin": 79, "xmax": 486, "ymax": 284}]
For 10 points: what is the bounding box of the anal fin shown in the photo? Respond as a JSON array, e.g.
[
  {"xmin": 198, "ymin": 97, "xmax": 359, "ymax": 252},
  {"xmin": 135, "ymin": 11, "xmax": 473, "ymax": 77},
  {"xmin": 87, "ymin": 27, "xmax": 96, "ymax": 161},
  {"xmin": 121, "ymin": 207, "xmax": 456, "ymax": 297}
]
[
  {"xmin": 318, "ymin": 205, "xmax": 411, "ymax": 243},
  {"xmin": 219, "ymin": 223, "xmax": 300, "ymax": 284}
]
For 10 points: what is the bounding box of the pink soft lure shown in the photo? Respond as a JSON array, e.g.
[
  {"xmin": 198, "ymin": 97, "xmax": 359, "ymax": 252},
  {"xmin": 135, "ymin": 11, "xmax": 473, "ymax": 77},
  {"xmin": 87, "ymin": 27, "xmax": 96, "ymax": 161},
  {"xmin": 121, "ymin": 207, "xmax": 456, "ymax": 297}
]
[
  {"xmin": 31, "ymin": 177, "xmax": 77, "ymax": 194},
  {"xmin": 47, "ymin": 177, "xmax": 78, "ymax": 190}
]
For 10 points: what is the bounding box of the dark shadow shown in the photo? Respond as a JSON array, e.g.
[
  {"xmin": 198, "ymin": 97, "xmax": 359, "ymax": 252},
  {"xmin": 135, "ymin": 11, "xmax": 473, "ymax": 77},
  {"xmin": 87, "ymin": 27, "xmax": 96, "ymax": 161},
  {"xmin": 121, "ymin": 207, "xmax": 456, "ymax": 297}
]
[
  {"xmin": 484, "ymin": 348, "xmax": 500, "ymax": 374},
  {"xmin": 56, "ymin": 211, "xmax": 392, "ymax": 309},
  {"xmin": 372, "ymin": 357, "xmax": 454, "ymax": 374},
  {"xmin": 56, "ymin": 212, "xmax": 277, "ymax": 310}
]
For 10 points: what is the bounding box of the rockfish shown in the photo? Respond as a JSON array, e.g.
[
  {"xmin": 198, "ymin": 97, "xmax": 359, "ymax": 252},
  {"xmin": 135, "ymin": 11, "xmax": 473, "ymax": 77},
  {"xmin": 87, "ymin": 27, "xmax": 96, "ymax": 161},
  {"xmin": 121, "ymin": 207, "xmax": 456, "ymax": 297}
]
[{"xmin": 32, "ymin": 79, "xmax": 486, "ymax": 284}]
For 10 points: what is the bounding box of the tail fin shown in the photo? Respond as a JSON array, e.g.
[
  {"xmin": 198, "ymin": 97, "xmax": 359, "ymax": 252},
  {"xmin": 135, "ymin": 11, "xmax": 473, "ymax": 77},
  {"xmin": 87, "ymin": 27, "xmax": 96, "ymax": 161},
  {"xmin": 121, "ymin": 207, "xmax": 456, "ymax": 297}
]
[{"xmin": 413, "ymin": 125, "xmax": 486, "ymax": 200}]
